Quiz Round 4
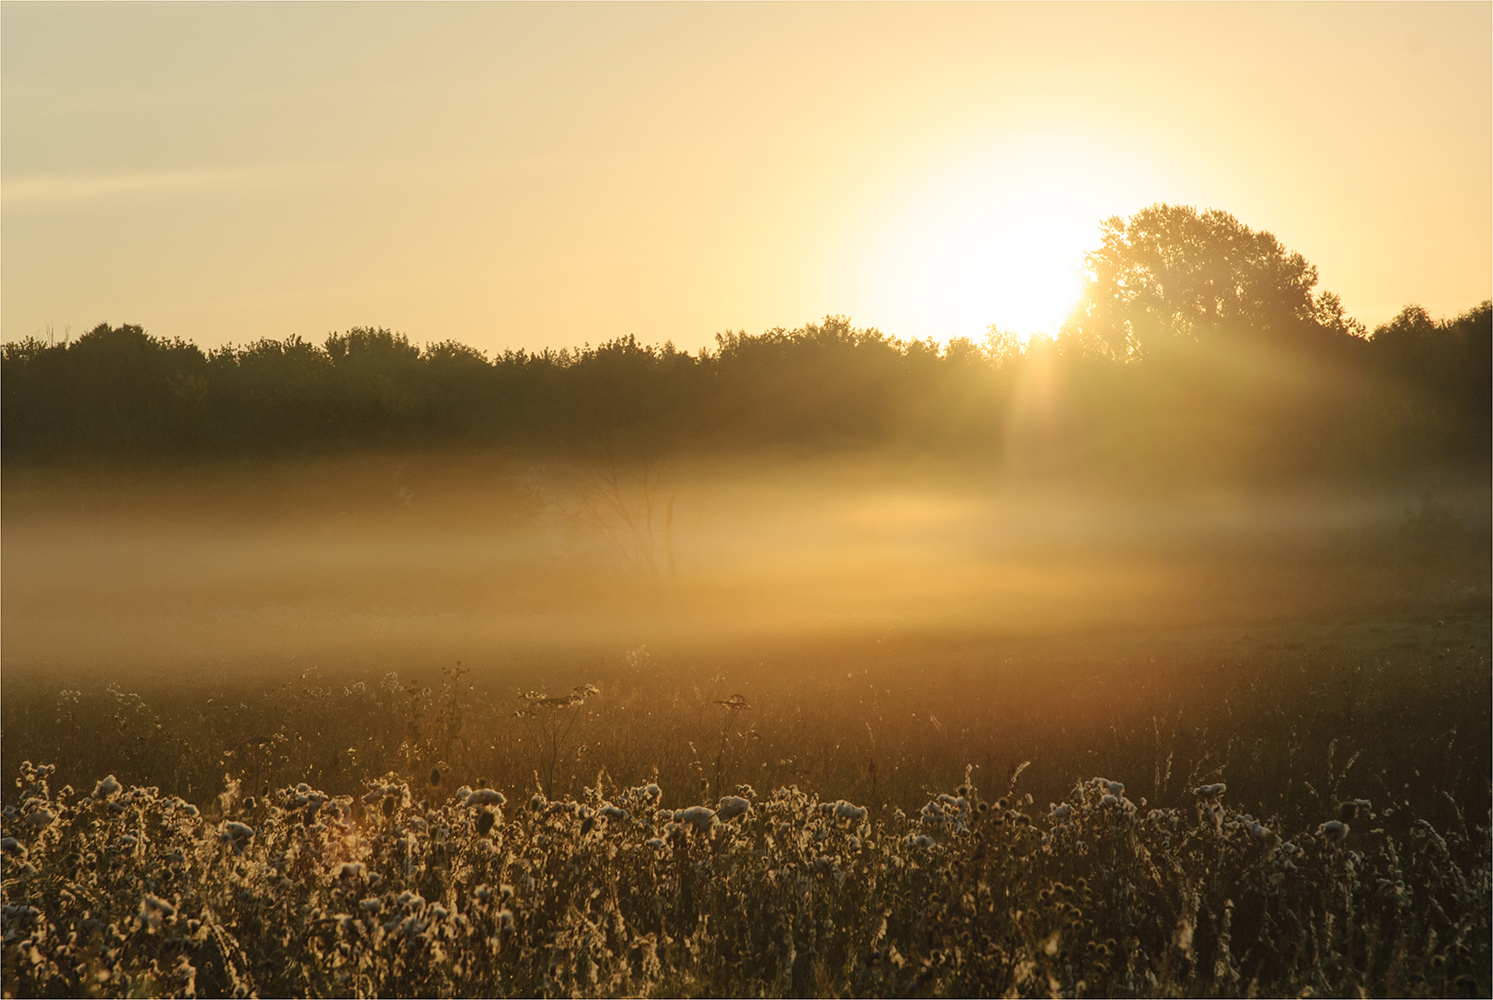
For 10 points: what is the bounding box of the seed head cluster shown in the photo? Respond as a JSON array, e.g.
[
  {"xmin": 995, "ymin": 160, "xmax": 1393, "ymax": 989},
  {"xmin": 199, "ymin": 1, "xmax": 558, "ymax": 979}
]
[{"xmin": 3, "ymin": 757, "xmax": 1487, "ymax": 998}]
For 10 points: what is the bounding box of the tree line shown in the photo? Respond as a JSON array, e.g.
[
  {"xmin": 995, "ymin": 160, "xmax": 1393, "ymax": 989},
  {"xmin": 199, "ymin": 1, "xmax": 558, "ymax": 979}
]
[{"xmin": 2, "ymin": 204, "xmax": 1487, "ymax": 482}]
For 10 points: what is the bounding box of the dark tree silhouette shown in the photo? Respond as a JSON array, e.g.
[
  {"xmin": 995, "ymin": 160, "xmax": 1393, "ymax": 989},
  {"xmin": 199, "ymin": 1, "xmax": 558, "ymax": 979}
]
[
  {"xmin": 1366, "ymin": 301, "xmax": 1492, "ymax": 461},
  {"xmin": 1, "ymin": 323, "xmax": 209, "ymax": 454},
  {"xmin": 205, "ymin": 335, "xmax": 332, "ymax": 450},
  {"xmin": 1065, "ymin": 204, "xmax": 1364, "ymax": 359},
  {"xmin": 1, "ymin": 208, "xmax": 1485, "ymax": 482}
]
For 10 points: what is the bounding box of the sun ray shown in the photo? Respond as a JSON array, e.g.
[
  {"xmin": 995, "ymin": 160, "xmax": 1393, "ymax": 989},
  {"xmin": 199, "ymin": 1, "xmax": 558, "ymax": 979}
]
[{"xmin": 842, "ymin": 140, "xmax": 1161, "ymax": 345}]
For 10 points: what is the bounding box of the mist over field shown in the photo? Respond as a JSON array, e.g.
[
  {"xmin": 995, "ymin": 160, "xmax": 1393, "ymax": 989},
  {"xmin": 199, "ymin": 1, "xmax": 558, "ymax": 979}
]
[
  {"xmin": 3, "ymin": 1, "xmax": 1490, "ymax": 991},
  {"xmin": 4, "ymin": 199, "xmax": 1489, "ymax": 995},
  {"xmin": 5, "ymin": 439, "xmax": 1491, "ymax": 997},
  {"xmin": 4, "ymin": 450, "xmax": 1486, "ymax": 678},
  {"xmin": 4, "ymin": 250, "xmax": 1491, "ymax": 999}
]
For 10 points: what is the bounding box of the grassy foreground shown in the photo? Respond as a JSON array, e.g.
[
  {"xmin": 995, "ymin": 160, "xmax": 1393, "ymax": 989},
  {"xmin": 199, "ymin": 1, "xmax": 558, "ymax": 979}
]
[{"xmin": 2, "ymin": 617, "xmax": 1488, "ymax": 997}]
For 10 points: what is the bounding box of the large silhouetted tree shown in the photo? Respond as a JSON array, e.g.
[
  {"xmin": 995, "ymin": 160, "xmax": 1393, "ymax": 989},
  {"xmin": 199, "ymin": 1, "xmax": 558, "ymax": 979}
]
[{"xmin": 1064, "ymin": 204, "xmax": 1364, "ymax": 359}]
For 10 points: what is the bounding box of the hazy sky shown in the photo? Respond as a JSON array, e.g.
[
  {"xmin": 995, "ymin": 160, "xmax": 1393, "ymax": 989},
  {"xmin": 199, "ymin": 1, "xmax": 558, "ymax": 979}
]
[{"xmin": 3, "ymin": 3, "xmax": 1489, "ymax": 355}]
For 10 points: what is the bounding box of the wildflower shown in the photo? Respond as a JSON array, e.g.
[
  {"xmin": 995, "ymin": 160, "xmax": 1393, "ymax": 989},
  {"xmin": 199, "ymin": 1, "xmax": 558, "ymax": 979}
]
[
  {"xmin": 139, "ymin": 895, "xmax": 176, "ymax": 931},
  {"xmin": 363, "ymin": 781, "xmax": 406, "ymax": 804},
  {"xmin": 1, "ymin": 838, "xmax": 26, "ymax": 859},
  {"xmin": 834, "ymin": 800, "xmax": 868, "ymax": 823},
  {"xmin": 921, "ymin": 794, "xmax": 971, "ymax": 833},
  {"xmin": 910, "ymin": 834, "xmax": 934, "ymax": 849},
  {"xmin": 1050, "ymin": 803, "xmax": 1073, "ymax": 821},
  {"xmin": 336, "ymin": 862, "xmax": 367, "ymax": 879},
  {"xmin": 22, "ymin": 807, "xmax": 55, "ymax": 831},
  {"xmin": 1243, "ymin": 820, "xmax": 1279, "ymax": 846},
  {"xmin": 645, "ymin": 837, "xmax": 666, "ymax": 850},
  {"xmin": 599, "ymin": 803, "xmax": 630, "ymax": 822},
  {"xmin": 674, "ymin": 806, "xmax": 717, "ymax": 832},
  {"xmin": 3, "ymin": 905, "xmax": 41, "ymax": 933},
  {"xmin": 1316, "ymin": 820, "xmax": 1349, "ymax": 842},
  {"xmin": 94, "ymin": 775, "xmax": 123, "ymax": 800},
  {"xmin": 717, "ymin": 796, "xmax": 751, "ymax": 822},
  {"xmin": 1174, "ymin": 917, "xmax": 1194, "ymax": 956},
  {"xmin": 1194, "ymin": 783, "xmax": 1227, "ymax": 800},
  {"xmin": 220, "ymin": 821, "xmax": 255, "ymax": 851},
  {"xmin": 466, "ymin": 788, "xmax": 505, "ymax": 807}
]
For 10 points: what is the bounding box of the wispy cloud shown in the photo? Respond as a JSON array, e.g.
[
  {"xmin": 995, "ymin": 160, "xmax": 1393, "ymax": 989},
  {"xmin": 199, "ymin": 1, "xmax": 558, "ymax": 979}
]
[
  {"xmin": 1, "ymin": 163, "xmax": 326, "ymax": 207},
  {"xmin": 0, "ymin": 155, "xmax": 566, "ymax": 209}
]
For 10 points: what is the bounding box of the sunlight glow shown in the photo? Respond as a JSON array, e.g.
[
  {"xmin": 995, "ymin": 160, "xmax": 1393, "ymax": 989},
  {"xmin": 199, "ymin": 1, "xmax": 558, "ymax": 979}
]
[{"xmin": 846, "ymin": 144, "xmax": 1157, "ymax": 344}]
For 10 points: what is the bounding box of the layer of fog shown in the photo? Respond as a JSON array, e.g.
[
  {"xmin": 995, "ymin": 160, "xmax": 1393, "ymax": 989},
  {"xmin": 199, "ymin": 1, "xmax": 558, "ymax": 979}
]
[{"xmin": 3, "ymin": 451, "xmax": 1486, "ymax": 679}]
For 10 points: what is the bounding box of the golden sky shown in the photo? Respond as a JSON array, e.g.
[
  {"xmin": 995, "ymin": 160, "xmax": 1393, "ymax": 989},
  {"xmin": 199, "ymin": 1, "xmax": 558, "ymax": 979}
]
[{"xmin": 3, "ymin": 2, "xmax": 1488, "ymax": 354}]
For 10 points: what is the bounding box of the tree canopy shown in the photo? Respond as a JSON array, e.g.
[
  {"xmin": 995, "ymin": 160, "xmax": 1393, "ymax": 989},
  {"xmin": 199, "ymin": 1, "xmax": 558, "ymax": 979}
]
[
  {"xmin": 2, "ymin": 205, "xmax": 1486, "ymax": 482},
  {"xmin": 1065, "ymin": 204, "xmax": 1365, "ymax": 359}
]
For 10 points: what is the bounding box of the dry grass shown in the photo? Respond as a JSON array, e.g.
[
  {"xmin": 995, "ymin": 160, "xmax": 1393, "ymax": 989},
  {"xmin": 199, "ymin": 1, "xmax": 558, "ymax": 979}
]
[{"xmin": 2, "ymin": 615, "xmax": 1489, "ymax": 997}]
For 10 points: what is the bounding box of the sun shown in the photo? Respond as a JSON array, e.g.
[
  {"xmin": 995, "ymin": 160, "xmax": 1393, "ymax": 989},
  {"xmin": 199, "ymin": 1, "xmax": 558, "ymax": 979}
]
[
  {"xmin": 889, "ymin": 194, "xmax": 1091, "ymax": 340},
  {"xmin": 842, "ymin": 143, "xmax": 1153, "ymax": 345}
]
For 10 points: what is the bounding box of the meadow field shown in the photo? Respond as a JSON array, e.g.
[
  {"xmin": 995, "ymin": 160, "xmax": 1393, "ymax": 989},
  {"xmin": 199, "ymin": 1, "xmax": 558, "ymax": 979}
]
[
  {"xmin": 5, "ymin": 3, "xmax": 1490, "ymax": 995},
  {"xmin": 2, "ymin": 453, "xmax": 1488, "ymax": 997}
]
